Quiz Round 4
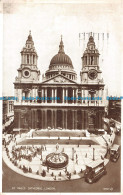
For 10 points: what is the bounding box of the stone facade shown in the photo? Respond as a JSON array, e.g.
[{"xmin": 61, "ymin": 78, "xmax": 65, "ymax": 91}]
[{"xmin": 14, "ymin": 32, "xmax": 105, "ymax": 131}]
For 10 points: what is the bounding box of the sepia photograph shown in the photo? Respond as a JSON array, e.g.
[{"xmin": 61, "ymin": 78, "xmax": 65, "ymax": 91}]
[{"xmin": 0, "ymin": 0, "xmax": 122, "ymax": 193}]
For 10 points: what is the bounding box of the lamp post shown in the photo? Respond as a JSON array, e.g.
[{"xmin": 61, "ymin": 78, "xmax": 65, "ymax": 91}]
[
  {"xmin": 72, "ymin": 148, "xmax": 74, "ymax": 161},
  {"xmin": 19, "ymin": 113, "xmax": 21, "ymax": 138},
  {"xmin": 93, "ymin": 148, "xmax": 95, "ymax": 161}
]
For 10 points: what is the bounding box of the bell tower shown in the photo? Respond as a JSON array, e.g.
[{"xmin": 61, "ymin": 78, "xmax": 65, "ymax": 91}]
[
  {"xmin": 80, "ymin": 35, "xmax": 105, "ymax": 130},
  {"xmin": 80, "ymin": 35, "xmax": 103, "ymax": 84},
  {"xmin": 15, "ymin": 31, "xmax": 40, "ymax": 83}
]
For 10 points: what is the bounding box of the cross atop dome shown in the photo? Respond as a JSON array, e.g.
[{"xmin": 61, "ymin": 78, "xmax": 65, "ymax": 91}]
[{"xmin": 27, "ymin": 30, "xmax": 33, "ymax": 42}]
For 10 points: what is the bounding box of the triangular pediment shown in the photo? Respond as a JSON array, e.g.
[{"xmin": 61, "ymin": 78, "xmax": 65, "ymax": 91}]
[{"xmin": 42, "ymin": 74, "xmax": 77, "ymax": 84}]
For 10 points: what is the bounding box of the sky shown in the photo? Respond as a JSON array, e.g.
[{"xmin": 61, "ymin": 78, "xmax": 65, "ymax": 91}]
[{"xmin": 1, "ymin": 1, "xmax": 123, "ymax": 96}]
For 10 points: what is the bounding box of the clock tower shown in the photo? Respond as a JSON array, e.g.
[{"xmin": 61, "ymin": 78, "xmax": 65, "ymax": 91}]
[
  {"xmin": 80, "ymin": 35, "xmax": 105, "ymax": 130},
  {"xmin": 15, "ymin": 31, "xmax": 40, "ymax": 83},
  {"xmin": 80, "ymin": 35, "xmax": 103, "ymax": 84}
]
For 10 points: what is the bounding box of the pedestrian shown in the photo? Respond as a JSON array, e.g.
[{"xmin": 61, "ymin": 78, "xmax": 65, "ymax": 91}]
[
  {"xmin": 69, "ymin": 173, "xmax": 71, "ymax": 180},
  {"xmin": 47, "ymin": 166, "xmax": 49, "ymax": 172},
  {"xmin": 101, "ymin": 155, "xmax": 104, "ymax": 160}
]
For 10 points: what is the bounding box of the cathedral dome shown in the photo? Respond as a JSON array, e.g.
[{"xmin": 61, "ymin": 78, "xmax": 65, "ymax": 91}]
[
  {"xmin": 49, "ymin": 37, "xmax": 73, "ymax": 70},
  {"xmin": 44, "ymin": 36, "xmax": 77, "ymax": 81},
  {"xmin": 50, "ymin": 53, "xmax": 73, "ymax": 66}
]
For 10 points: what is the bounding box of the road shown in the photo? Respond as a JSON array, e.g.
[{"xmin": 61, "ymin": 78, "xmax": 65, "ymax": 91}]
[{"xmin": 2, "ymin": 134, "xmax": 121, "ymax": 192}]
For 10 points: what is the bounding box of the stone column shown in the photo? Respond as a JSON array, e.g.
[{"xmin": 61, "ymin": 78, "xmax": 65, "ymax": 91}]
[
  {"xmin": 85, "ymin": 111, "xmax": 88, "ymax": 129},
  {"xmin": 62, "ymin": 88, "xmax": 65, "ymax": 104},
  {"xmin": 99, "ymin": 90, "xmax": 101, "ymax": 105},
  {"xmin": 53, "ymin": 88, "xmax": 54, "ymax": 103},
  {"xmin": 81, "ymin": 110, "xmax": 84, "ymax": 129},
  {"xmin": 87, "ymin": 55, "xmax": 89, "ymax": 65},
  {"xmin": 32, "ymin": 54, "xmax": 33, "ymax": 64},
  {"xmin": 51, "ymin": 110, "xmax": 53, "ymax": 128},
  {"xmin": 72, "ymin": 110, "xmax": 74, "ymax": 129},
  {"xmin": 97, "ymin": 56, "xmax": 99, "ymax": 66},
  {"xmin": 54, "ymin": 110, "xmax": 57, "ymax": 129},
  {"xmin": 65, "ymin": 110, "xmax": 67, "ymax": 129},
  {"xmin": 22, "ymin": 91, "xmax": 25, "ymax": 102},
  {"xmin": 43, "ymin": 88, "xmax": 45, "ymax": 103},
  {"xmin": 64, "ymin": 88, "xmax": 66, "ymax": 103},
  {"xmin": 19, "ymin": 89, "xmax": 22, "ymax": 103},
  {"xmin": 45, "ymin": 110, "xmax": 47, "ymax": 129},
  {"xmin": 35, "ymin": 87, "xmax": 38, "ymax": 102},
  {"xmin": 74, "ymin": 110, "xmax": 77, "ymax": 129},
  {"xmin": 42, "ymin": 88, "xmax": 44, "ymax": 103},
  {"xmin": 14, "ymin": 88, "xmax": 17, "ymax": 101},
  {"xmin": 45, "ymin": 88, "xmax": 47, "ymax": 103},
  {"xmin": 66, "ymin": 88, "xmax": 68, "ymax": 104},
  {"xmin": 29, "ymin": 55, "xmax": 31, "ymax": 64},
  {"xmin": 34, "ymin": 110, "xmax": 37, "ymax": 129},
  {"xmin": 52, "ymin": 89, "xmax": 54, "ymax": 103},
  {"xmin": 41, "ymin": 110, "xmax": 44, "ymax": 129},
  {"xmin": 81, "ymin": 89, "xmax": 83, "ymax": 104},
  {"xmin": 76, "ymin": 88, "xmax": 78, "ymax": 104},
  {"xmin": 25, "ymin": 55, "xmax": 27, "ymax": 64},
  {"xmin": 31, "ymin": 88, "xmax": 33, "ymax": 102},
  {"xmin": 101, "ymin": 89, "xmax": 103, "ymax": 104},
  {"xmin": 30, "ymin": 54, "xmax": 31, "ymax": 64},
  {"xmin": 85, "ymin": 90, "xmax": 88, "ymax": 104},
  {"xmin": 34, "ymin": 55, "xmax": 36, "ymax": 65},
  {"xmin": 72, "ymin": 88, "xmax": 74, "ymax": 104},
  {"xmin": 55, "ymin": 88, "xmax": 57, "ymax": 103},
  {"xmin": 99, "ymin": 112, "xmax": 102, "ymax": 129},
  {"xmin": 62, "ymin": 110, "xmax": 64, "ymax": 129},
  {"xmin": 31, "ymin": 110, "xmax": 34, "ymax": 129},
  {"xmin": 17, "ymin": 89, "xmax": 19, "ymax": 102}
]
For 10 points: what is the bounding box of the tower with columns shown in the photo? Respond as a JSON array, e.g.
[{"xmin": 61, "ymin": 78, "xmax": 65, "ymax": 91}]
[
  {"xmin": 14, "ymin": 32, "xmax": 105, "ymax": 132},
  {"xmin": 16, "ymin": 31, "xmax": 40, "ymax": 83}
]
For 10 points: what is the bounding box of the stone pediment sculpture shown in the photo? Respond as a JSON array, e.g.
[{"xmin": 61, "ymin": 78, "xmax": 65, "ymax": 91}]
[{"xmin": 42, "ymin": 74, "xmax": 77, "ymax": 84}]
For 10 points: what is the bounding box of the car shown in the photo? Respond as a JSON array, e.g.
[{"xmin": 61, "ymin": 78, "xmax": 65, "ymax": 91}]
[
  {"xmin": 110, "ymin": 144, "xmax": 120, "ymax": 162},
  {"xmin": 84, "ymin": 160, "xmax": 107, "ymax": 184}
]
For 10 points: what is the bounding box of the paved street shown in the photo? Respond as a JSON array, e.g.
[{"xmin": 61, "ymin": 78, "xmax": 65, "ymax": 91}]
[{"xmin": 2, "ymin": 134, "xmax": 121, "ymax": 192}]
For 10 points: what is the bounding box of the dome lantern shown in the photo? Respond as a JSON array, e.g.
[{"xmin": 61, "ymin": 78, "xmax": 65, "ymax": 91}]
[{"xmin": 58, "ymin": 35, "xmax": 65, "ymax": 54}]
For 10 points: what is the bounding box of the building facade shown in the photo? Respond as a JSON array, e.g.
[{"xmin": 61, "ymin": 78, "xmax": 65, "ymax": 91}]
[
  {"xmin": 3, "ymin": 97, "xmax": 14, "ymax": 124},
  {"xmin": 14, "ymin": 32, "xmax": 105, "ymax": 131},
  {"xmin": 108, "ymin": 99, "xmax": 121, "ymax": 122}
]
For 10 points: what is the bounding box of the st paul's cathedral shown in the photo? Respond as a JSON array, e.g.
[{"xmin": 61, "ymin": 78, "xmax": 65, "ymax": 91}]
[{"xmin": 14, "ymin": 32, "xmax": 105, "ymax": 131}]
